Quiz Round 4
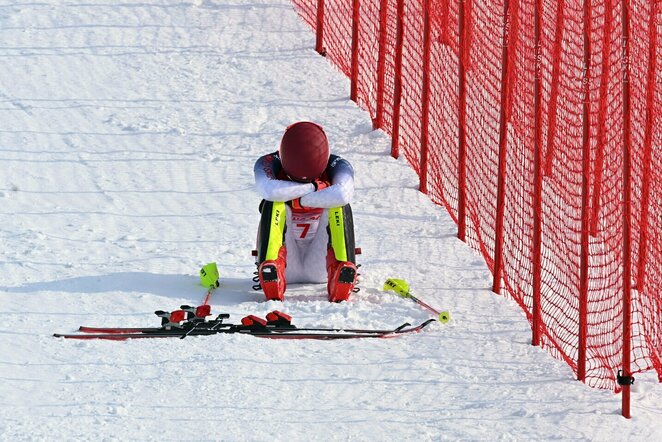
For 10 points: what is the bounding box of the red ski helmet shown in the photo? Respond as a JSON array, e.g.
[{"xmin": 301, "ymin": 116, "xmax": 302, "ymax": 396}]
[{"xmin": 279, "ymin": 121, "xmax": 330, "ymax": 182}]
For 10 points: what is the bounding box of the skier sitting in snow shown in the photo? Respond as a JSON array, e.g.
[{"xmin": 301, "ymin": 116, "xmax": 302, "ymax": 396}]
[{"xmin": 253, "ymin": 121, "xmax": 358, "ymax": 302}]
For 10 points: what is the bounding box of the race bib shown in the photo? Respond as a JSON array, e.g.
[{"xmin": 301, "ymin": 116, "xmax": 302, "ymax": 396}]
[{"xmin": 291, "ymin": 209, "xmax": 324, "ymax": 241}]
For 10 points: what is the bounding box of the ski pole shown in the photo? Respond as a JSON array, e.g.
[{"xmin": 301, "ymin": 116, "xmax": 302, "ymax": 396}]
[
  {"xmin": 383, "ymin": 278, "xmax": 450, "ymax": 323},
  {"xmin": 199, "ymin": 262, "xmax": 220, "ymax": 306}
]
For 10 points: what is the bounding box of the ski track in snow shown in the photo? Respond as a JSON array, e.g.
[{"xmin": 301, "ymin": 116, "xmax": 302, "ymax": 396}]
[{"xmin": 0, "ymin": 1, "xmax": 659, "ymax": 440}]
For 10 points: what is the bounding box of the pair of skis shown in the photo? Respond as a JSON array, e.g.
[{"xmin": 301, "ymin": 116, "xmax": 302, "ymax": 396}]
[
  {"xmin": 52, "ymin": 267, "xmax": 445, "ymax": 341},
  {"xmin": 53, "ymin": 308, "xmax": 435, "ymax": 341}
]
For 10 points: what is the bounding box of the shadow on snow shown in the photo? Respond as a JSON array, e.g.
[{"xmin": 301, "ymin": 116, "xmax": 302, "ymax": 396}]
[{"xmin": 0, "ymin": 273, "xmax": 331, "ymax": 306}]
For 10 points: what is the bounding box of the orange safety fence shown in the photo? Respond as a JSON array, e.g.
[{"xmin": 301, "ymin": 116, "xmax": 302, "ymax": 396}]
[{"xmin": 290, "ymin": 0, "xmax": 660, "ymax": 417}]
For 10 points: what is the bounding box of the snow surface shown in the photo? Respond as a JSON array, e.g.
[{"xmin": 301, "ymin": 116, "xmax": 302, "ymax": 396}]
[{"xmin": 0, "ymin": 0, "xmax": 660, "ymax": 440}]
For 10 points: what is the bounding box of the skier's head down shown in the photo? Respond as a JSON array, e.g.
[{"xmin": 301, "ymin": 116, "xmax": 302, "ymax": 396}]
[{"xmin": 279, "ymin": 121, "xmax": 330, "ymax": 182}]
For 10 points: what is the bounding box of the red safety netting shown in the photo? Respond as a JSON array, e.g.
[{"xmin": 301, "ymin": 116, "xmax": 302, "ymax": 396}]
[{"xmin": 290, "ymin": 0, "xmax": 662, "ymax": 390}]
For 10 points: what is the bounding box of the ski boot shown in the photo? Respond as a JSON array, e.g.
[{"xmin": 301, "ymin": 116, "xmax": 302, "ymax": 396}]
[
  {"xmin": 326, "ymin": 250, "xmax": 358, "ymax": 303},
  {"xmin": 258, "ymin": 246, "xmax": 287, "ymax": 301}
]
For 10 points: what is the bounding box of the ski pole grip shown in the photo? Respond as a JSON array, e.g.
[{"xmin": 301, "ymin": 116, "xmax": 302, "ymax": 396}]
[
  {"xmin": 200, "ymin": 262, "xmax": 220, "ymax": 288},
  {"xmin": 383, "ymin": 278, "xmax": 411, "ymax": 298}
]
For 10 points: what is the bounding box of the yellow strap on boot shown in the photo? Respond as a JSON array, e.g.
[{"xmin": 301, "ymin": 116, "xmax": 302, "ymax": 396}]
[
  {"xmin": 265, "ymin": 201, "xmax": 286, "ymax": 261},
  {"xmin": 328, "ymin": 207, "xmax": 348, "ymax": 262}
]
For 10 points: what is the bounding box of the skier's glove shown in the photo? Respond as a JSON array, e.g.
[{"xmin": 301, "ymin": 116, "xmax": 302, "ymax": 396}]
[{"xmin": 312, "ymin": 179, "xmax": 330, "ymax": 192}]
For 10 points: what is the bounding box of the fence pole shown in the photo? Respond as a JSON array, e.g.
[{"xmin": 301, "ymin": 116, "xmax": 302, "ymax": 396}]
[
  {"xmin": 620, "ymin": 0, "xmax": 633, "ymax": 420},
  {"xmin": 590, "ymin": 0, "xmax": 613, "ymax": 235},
  {"xmin": 636, "ymin": 4, "xmax": 658, "ymax": 289},
  {"xmin": 350, "ymin": 0, "xmax": 361, "ymax": 102},
  {"xmin": 391, "ymin": 0, "xmax": 405, "ymax": 159},
  {"xmin": 419, "ymin": 0, "xmax": 432, "ymax": 193},
  {"xmin": 315, "ymin": 0, "xmax": 326, "ymax": 55},
  {"xmin": 577, "ymin": 0, "xmax": 593, "ymax": 384},
  {"xmin": 543, "ymin": 0, "xmax": 566, "ymax": 176},
  {"xmin": 440, "ymin": 0, "xmax": 450, "ymax": 44},
  {"xmin": 532, "ymin": 0, "xmax": 543, "ymax": 346},
  {"xmin": 492, "ymin": 0, "xmax": 513, "ymax": 294},
  {"xmin": 457, "ymin": 0, "xmax": 468, "ymax": 241},
  {"xmin": 373, "ymin": 0, "xmax": 389, "ymax": 130}
]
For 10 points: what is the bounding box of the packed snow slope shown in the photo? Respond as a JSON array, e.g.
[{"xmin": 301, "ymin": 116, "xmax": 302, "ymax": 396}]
[{"xmin": 0, "ymin": 1, "xmax": 659, "ymax": 440}]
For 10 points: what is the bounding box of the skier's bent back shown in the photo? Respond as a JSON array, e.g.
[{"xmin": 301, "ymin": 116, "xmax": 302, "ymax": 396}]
[{"xmin": 253, "ymin": 121, "xmax": 358, "ymax": 302}]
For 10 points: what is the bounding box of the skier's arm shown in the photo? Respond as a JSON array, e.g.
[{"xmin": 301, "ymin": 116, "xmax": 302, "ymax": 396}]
[
  {"xmin": 254, "ymin": 153, "xmax": 314, "ymax": 202},
  {"xmin": 300, "ymin": 156, "xmax": 354, "ymax": 208}
]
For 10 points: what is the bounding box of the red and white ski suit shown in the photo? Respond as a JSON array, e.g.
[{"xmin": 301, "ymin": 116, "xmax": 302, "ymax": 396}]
[{"xmin": 254, "ymin": 151, "xmax": 355, "ymax": 284}]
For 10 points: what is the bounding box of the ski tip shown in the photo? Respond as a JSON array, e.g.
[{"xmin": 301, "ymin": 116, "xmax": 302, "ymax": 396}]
[
  {"xmin": 420, "ymin": 319, "xmax": 437, "ymax": 329},
  {"xmin": 438, "ymin": 311, "xmax": 450, "ymax": 324},
  {"xmin": 393, "ymin": 322, "xmax": 411, "ymax": 332}
]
